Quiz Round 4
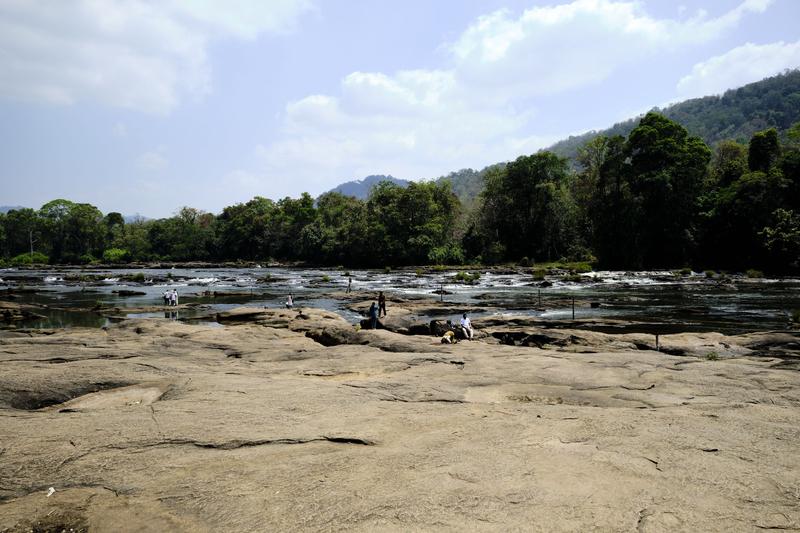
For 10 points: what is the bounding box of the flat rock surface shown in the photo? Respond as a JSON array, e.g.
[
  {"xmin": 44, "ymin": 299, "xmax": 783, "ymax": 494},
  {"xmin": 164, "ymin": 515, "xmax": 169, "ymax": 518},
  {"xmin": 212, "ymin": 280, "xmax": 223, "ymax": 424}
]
[{"xmin": 0, "ymin": 308, "xmax": 799, "ymax": 532}]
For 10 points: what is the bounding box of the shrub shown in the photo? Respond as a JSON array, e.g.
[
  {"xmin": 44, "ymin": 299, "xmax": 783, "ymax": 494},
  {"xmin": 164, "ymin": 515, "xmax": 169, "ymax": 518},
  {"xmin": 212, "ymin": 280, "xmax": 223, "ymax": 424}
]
[
  {"xmin": 11, "ymin": 252, "xmax": 48, "ymax": 265},
  {"xmin": 122, "ymin": 272, "xmax": 146, "ymax": 283},
  {"xmin": 704, "ymin": 270, "xmax": 716, "ymax": 278},
  {"xmin": 746, "ymin": 269, "xmax": 764, "ymax": 278},
  {"xmin": 518, "ymin": 256, "xmax": 532, "ymax": 267},
  {"xmin": 102, "ymin": 248, "xmax": 130, "ymax": 263},
  {"xmin": 532, "ymin": 269, "xmax": 546, "ymax": 281},
  {"xmin": 570, "ymin": 262, "xmax": 592, "ymax": 274},
  {"xmin": 321, "ymin": 275, "xmax": 331, "ymax": 282},
  {"xmin": 79, "ymin": 253, "xmax": 97, "ymax": 264},
  {"xmin": 680, "ymin": 268, "xmax": 692, "ymax": 276},
  {"xmin": 453, "ymin": 271, "xmax": 481, "ymax": 283},
  {"xmin": 427, "ymin": 244, "xmax": 465, "ymax": 266},
  {"xmin": 705, "ymin": 351, "xmax": 719, "ymax": 361}
]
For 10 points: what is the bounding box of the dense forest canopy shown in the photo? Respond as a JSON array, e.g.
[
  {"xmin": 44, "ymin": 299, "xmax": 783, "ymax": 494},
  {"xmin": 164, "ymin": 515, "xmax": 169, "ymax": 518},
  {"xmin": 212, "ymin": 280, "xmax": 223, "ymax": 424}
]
[
  {"xmin": 547, "ymin": 69, "xmax": 800, "ymax": 164},
  {"xmin": 3, "ymin": 71, "xmax": 800, "ymax": 273},
  {"xmin": 2, "ymin": 115, "xmax": 799, "ymax": 273}
]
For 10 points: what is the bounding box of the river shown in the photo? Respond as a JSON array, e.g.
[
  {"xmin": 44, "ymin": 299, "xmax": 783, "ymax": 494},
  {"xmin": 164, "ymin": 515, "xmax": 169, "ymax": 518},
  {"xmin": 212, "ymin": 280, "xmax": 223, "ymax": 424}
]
[{"xmin": 1, "ymin": 266, "xmax": 798, "ymax": 334}]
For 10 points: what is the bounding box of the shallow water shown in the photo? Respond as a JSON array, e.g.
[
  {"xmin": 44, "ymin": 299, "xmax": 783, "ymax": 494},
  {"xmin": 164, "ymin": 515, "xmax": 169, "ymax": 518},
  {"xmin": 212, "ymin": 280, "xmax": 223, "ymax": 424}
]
[{"xmin": 1, "ymin": 267, "xmax": 798, "ymax": 334}]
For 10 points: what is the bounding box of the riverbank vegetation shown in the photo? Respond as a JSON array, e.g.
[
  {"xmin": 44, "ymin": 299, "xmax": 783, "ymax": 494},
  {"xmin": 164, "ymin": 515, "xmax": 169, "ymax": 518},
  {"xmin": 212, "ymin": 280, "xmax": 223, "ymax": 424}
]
[{"xmin": 1, "ymin": 115, "xmax": 799, "ymax": 273}]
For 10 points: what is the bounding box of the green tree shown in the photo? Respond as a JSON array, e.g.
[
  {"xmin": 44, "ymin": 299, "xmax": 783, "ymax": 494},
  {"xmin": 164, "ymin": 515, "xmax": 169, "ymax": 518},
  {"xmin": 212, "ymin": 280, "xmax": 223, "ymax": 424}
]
[
  {"xmin": 760, "ymin": 208, "xmax": 800, "ymax": 271},
  {"xmin": 474, "ymin": 152, "xmax": 575, "ymax": 263},
  {"xmin": 2, "ymin": 208, "xmax": 44, "ymax": 260},
  {"xmin": 748, "ymin": 128, "xmax": 780, "ymax": 172},
  {"xmin": 623, "ymin": 112, "xmax": 711, "ymax": 267}
]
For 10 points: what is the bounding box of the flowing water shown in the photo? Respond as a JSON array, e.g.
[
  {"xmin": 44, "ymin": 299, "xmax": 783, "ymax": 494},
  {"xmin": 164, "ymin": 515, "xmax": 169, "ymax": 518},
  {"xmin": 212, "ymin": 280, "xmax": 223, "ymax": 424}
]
[{"xmin": 1, "ymin": 266, "xmax": 798, "ymax": 334}]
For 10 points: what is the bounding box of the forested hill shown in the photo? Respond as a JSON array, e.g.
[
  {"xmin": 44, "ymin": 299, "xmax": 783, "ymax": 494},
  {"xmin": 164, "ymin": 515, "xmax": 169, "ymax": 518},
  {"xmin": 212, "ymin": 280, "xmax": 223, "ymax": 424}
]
[
  {"xmin": 327, "ymin": 174, "xmax": 410, "ymax": 199},
  {"xmin": 548, "ymin": 69, "xmax": 800, "ymax": 162},
  {"xmin": 435, "ymin": 164, "xmax": 505, "ymax": 208}
]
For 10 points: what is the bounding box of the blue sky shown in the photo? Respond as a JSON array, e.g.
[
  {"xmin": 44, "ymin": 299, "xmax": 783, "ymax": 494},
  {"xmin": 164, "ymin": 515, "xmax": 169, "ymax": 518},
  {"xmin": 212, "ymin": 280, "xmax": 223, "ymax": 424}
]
[{"xmin": 1, "ymin": 0, "xmax": 799, "ymax": 217}]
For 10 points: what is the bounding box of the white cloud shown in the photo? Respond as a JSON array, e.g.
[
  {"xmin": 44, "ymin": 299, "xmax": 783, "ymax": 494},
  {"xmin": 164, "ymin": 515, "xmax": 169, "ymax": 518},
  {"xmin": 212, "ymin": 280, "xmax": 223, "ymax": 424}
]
[
  {"xmin": 448, "ymin": 0, "xmax": 772, "ymax": 99},
  {"xmin": 137, "ymin": 151, "xmax": 168, "ymax": 172},
  {"xmin": 0, "ymin": 0, "xmax": 313, "ymax": 114},
  {"xmin": 677, "ymin": 40, "xmax": 800, "ymax": 98},
  {"xmin": 251, "ymin": 0, "xmax": 772, "ymax": 194},
  {"xmin": 112, "ymin": 122, "xmax": 127, "ymax": 138}
]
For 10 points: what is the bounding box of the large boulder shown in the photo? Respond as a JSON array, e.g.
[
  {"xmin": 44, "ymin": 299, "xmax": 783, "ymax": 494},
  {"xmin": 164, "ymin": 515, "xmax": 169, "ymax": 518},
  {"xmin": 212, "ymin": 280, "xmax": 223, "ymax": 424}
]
[{"xmin": 306, "ymin": 325, "xmax": 367, "ymax": 347}]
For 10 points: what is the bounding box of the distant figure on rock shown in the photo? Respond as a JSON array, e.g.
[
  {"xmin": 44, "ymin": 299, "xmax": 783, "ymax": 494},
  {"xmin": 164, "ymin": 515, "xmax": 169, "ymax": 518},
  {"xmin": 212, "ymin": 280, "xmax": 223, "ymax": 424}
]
[
  {"xmin": 171, "ymin": 289, "xmax": 179, "ymax": 307},
  {"xmin": 441, "ymin": 330, "xmax": 457, "ymax": 344},
  {"xmin": 286, "ymin": 293, "xmax": 294, "ymax": 309},
  {"xmin": 368, "ymin": 302, "xmax": 378, "ymax": 329},
  {"xmin": 460, "ymin": 313, "xmax": 473, "ymax": 340},
  {"xmin": 378, "ymin": 291, "xmax": 387, "ymax": 317},
  {"xmin": 163, "ymin": 290, "xmax": 170, "ymax": 306},
  {"xmin": 347, "ymin": 276, "xmax": 352, "ymax": 294}
]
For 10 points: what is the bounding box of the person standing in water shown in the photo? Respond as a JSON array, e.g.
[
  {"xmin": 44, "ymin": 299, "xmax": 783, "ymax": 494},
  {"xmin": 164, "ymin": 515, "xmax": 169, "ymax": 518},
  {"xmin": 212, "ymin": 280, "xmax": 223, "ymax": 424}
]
[
  {"xmin": 378, "ymin": 291, "xmax": 387, "ymax": 317},
  {"xmin": 347, "ymin": 276, "xmax": 352, "ymax": 294},
  {"xmin": 286, "ymin": 293, "xmax": 294, "ymax": 309}
]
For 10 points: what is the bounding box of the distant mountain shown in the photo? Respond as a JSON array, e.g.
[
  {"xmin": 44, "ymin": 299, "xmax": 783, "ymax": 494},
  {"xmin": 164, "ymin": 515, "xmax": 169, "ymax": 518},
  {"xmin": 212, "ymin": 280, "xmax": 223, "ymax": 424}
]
[
  {"xmin": 326, "ymin": 174, "xmax": 411, "ymax": 200},
  {"xmin": 123, "ymin": 213, "xmax": 150, "ymax": 223},
  {"xmin": 435, "ymin": 164, "xmax": 505, "ymax": 209},
  {"xmin": 547, "ymin": 69, "xmax": 800, "ymax": 162},
  {"xmin": 0, "ymin": 206, "xmax": 25, "ymax": 213}
]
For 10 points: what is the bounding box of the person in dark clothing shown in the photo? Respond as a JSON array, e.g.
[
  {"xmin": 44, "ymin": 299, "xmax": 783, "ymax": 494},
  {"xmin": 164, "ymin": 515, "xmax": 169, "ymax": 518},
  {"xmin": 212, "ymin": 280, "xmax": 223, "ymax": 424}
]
[
  {"xmin": 378, "ymin": 291, "xmax": 387, "ymax": 317},
  {"xmin": 368, "ymin": 302, "xmax": 379, "ymax": 329}
]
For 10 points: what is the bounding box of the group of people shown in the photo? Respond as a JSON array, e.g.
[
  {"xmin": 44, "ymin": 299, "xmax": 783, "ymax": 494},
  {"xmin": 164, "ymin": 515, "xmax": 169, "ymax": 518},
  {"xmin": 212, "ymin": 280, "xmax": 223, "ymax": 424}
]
[
  {"xmin": 162, "ymin": 289, "xmax": 179, "ymax": 306},
  {"xmin": 441, "ymin": 313, "xmax": 473, "ymax": 344},
  {"xmin": 367, "ymin": 291, "xmax": 387, "ymax": 329}
]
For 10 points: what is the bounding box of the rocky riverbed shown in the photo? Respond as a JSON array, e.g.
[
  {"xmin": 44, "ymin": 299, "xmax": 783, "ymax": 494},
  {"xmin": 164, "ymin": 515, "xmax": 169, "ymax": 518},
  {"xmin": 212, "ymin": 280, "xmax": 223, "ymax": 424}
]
[{"xmin": 1, "ymin": 305, "xmax": 799, "ymax": 531}]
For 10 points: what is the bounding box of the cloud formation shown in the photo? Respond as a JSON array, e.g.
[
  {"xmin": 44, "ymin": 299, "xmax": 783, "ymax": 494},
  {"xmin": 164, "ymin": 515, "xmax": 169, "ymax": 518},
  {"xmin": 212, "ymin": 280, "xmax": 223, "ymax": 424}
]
[
  {"xmin": 255, "ymin": 0, "xmax": 771, "ymax": 190},
  {"xmin": 137, "ymin": 150, "xmax": 168, "ymax": 172},
  {"xmin": 0, "ymin": 0, "xmax": 313, "ymax": 114},
  {"xmin": 677, "ymin": 40, "xmax": 800, "ymax": 98}
]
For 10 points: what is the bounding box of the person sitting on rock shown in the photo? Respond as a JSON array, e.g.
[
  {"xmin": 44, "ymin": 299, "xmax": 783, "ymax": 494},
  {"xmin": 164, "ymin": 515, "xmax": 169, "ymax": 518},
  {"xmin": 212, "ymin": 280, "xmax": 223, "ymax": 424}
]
[
  {"xmin": 460, "ymin": 313, "xmax": 473, "ymax": 340},
  {"xmin": 368, "ymin": 302, "xmax": 379, "ymax": 329},
  {"xmin": 441, "ymin": 329, "xmax": 457, "ymax": 344}
]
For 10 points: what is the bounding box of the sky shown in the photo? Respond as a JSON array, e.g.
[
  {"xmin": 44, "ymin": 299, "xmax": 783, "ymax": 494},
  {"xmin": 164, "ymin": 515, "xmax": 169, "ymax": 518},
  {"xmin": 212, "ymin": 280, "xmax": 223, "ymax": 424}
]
[{"xmin": 1, "ymin": 0, "xmax": 800, "ymax": 218}]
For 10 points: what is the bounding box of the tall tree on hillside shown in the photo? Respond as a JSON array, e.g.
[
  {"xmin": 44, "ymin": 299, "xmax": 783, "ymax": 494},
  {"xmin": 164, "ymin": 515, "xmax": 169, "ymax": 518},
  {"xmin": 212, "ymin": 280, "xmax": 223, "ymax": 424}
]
[
  {"xmin": 748, "ymin": 128, "xmax": 780, "ymax": 172},
  {"xmin": 624, "ymin": 112, "xmax": 711, "ymax": 267},
  {"xmin": 472, "ymin": 152, "xmax": 575, "ymax": 263}
]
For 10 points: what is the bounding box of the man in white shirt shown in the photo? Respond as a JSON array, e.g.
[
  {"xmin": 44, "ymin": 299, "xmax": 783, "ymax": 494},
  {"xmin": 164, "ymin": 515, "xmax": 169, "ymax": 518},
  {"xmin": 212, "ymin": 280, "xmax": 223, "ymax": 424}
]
[{"xmin": 460, "ymin": 313, "xmax": 473, "ymax": 340}]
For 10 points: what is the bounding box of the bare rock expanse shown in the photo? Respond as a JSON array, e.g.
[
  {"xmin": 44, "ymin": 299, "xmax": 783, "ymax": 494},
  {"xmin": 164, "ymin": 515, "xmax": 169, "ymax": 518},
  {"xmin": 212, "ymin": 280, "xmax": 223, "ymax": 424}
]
[{"xmin": 1, "ymin": 307, "xmax": 799, "ymax": 531}]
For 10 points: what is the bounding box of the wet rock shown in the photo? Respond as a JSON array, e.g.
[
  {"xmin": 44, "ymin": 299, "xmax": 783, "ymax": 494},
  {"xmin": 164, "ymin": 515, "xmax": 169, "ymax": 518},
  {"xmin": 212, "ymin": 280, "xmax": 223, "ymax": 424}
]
[
  {"xmin": 0, "ymin": 301, "xmax": 46, "ymax": 323},
  {"xmin": 112, "ymin": 290, "xmax": 147, "ymax": 297}
]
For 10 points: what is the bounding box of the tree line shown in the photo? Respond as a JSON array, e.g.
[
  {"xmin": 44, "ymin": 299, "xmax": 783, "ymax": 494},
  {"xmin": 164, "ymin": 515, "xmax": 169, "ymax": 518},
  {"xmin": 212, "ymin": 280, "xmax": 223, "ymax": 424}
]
[{"xmin": 1, "ymin": 113, "xmax": 798, "ymax": 273}]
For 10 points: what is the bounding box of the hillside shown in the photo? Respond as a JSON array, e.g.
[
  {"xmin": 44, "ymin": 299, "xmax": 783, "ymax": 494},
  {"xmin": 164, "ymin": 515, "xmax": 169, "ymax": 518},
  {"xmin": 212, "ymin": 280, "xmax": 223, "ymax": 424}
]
[
  {"xmin": 327, "ymin": 70, "xmax": 800, "ymax": 207},
  {"xmin": 325, "ymin": 174, "xmax": 410, "ymax": 200},
  {"xmin": 548, "ymin": 69, "xmax": 800, "ymax": 161},
  {"xmin": 435, "ymin": 164, "xmax": 505, "ymax": 208}
]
